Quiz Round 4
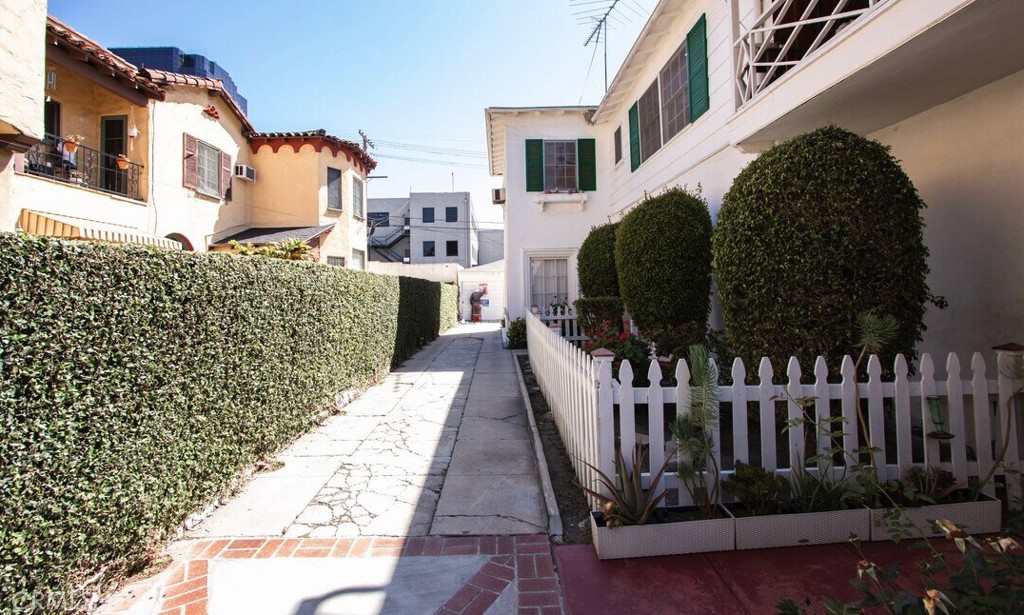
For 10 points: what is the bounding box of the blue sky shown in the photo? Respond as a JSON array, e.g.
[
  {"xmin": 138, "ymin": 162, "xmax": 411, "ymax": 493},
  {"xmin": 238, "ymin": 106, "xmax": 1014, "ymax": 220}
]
[{"xmin": 47, "ymin": 0, "xmax": 655, "ymax": 225}]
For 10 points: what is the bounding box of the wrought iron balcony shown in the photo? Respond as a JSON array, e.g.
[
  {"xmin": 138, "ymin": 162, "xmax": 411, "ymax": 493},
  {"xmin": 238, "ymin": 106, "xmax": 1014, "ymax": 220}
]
[
  {"xmin": 734, "ymin": 0, "xmax": 887, "ymax": 105},
  {"xmin": 23, "ymin": 134, "xmax": 143, "ymax": 201}
]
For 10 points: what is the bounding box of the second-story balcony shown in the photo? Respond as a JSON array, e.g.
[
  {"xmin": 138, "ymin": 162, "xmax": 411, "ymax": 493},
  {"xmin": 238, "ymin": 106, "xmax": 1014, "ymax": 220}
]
[
  {"xmin": 729, "ymin": 0, "xmax": 1024, "ymax": 150},
  {"xmin": 22, "ymin": 134, "xmax": 143, "ymax": 201}
]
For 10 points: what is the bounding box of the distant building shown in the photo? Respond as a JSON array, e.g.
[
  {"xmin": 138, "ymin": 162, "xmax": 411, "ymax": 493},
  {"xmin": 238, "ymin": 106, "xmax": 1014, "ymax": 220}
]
[
  {"xmin": 367, "ymin": 192, "xmax": 482, "ymax": 269},
  {"xmin": 112, "ymin": 46, "xmax": 247, "ymax": 115}
]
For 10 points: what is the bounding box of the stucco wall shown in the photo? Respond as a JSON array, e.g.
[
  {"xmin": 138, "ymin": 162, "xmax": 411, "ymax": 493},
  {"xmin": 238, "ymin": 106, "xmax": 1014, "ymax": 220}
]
[
  {"xmin": 0, "ymin": 0, "xmax": 46, "ymax": 141},
  {"xmin": 150, "ymin": 89, "xmax": 250, "ymax": 251},
  {"xmin": 478, "ymin": 229, "xmax": 504, "ymax": 265},
  {"xmin": 870, "ymin": 69, "xmax": 1024, "ymax": 364},
  {"xmin": 407, "ymin": 192, "xmax": 475, "ymax": 267}
]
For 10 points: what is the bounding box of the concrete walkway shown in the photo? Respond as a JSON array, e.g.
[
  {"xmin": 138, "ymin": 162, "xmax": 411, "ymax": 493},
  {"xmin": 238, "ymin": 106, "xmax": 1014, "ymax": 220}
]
[{"xmin": 103, "ymin": 323, "xmax": 561, "ymax": 615}]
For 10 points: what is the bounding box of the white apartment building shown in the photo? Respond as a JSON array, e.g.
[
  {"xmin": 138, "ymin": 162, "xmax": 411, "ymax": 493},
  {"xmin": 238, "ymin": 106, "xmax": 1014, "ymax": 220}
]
[
  {"xmin": 487, "ymin": 0, "xmax": 1024, "ymax": 362},
  {"xmin": 368, "ymin": 192, "xmax": 480, "ymax": 268}
]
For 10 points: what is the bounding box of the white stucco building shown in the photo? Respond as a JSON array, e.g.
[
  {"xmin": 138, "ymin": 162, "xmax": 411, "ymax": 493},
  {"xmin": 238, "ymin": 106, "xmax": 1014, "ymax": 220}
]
[{"xmin": 487, "ymin": 0, "xmax": 1024, "ymax": 363}]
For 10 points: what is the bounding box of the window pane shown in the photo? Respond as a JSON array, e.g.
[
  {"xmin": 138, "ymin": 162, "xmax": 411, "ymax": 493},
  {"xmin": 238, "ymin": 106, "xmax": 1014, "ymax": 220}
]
[
  {"xmin": 446, "ymin": 206, "xmax": 457, "ymax": 223},
  {"xmin": 352, "ymin": 177, "xmax": 364, "ymax": 216},
  {"xmin": 529, "ymin": 257, "xmax": 568, "ymax": 310},
  {"xmin": 423, "ymin": 207, "xmax": 434, "ymax": 223},
  {"xmin": 660, "ymin": 40, "xmax": 690, "ymax": 142},
  {"xmin": 423, "ymin": 241, "xmax": 435, "ymax": 257},
  {"xmin": 351, "ymin": 249, "xmax": 365, "ymax": 270},
  {"xmin": 197, "ymin": 142, "xmax": 220, "ymax": 196},
  {"xmin": 639, "ymin": 80, "xmax": 662, "ymax": 163},
  {"xmin": 613, "ymin": 126, "xmax": 622, "ymax": 163},
  {"xmin": 543, "ymin": 140, "xmax": 578, "ymax": 192},
  {"xmin": 327, "ymin": 168, "xmax": 342, "ymax": 210},
  {"xmin": 446, "ymin": 240, "xmax": 458, "ymax": 256}
]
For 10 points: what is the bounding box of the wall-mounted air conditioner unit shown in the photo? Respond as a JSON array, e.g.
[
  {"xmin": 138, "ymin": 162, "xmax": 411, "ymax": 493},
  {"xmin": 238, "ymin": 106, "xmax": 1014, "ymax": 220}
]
[
  {"xmin": 233, "ymin": 164, "xmax": 256, "ymax": 182},
  {"xmin": 492, "ymin": 188, "xmax": 506, "ymax": 204}
]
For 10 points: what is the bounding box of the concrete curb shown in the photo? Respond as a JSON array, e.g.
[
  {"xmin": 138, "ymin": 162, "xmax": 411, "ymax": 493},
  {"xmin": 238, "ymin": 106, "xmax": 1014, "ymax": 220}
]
[{"xmin": 511, "ymin": 349, "xmax": 564, "ymax": 540}]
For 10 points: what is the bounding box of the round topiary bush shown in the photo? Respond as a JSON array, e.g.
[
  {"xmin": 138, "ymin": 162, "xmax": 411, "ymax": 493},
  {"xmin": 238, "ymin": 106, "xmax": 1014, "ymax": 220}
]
[
  {"xmin": 577, "ymin": 222, "xmax": 620, "ymax": 298},
  {"xmin": 713, "ymin": 125, "xmax": 934, "ymax": 373},
  {"xmin": 615, "ymin": 187, "xmax": 713, "ymax": 355}
]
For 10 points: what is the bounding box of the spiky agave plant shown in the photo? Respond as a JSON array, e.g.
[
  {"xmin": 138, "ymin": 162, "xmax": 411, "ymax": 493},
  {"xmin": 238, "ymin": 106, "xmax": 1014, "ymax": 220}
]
[
  {"xmin": 577, "ymin": 443, "xmax": 672, "ymax": 527},
  {"xmin": 671, "ymin": 344, "xmax": 722, "ymax": 518}
]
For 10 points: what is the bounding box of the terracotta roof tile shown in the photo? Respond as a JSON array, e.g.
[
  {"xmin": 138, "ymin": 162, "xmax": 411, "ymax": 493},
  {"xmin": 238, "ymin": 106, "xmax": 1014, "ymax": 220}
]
[
  {"xmin": 46, "ymin": 16, "xmax": 164, "ymax": 100},
  {"xmin": 140, "ymin": 68, "xmax": 255, "ymax": 135},
  {"xmin": 249, "ymin": 129, "xmax": 377, "ymax": 172}
]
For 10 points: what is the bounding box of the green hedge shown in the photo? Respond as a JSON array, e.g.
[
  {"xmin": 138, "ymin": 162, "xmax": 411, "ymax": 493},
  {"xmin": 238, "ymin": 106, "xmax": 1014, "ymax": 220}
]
[
  {"xmin": 0, "ymin": 233, "xmax": 457, "ymax": 610},
  {"xmin": 577, "ymin": 222, "xmax": 620, "ymax": 298},
  {"xmin": 573, "ymin": 296, "xmax": 624, "ymax": 335}
]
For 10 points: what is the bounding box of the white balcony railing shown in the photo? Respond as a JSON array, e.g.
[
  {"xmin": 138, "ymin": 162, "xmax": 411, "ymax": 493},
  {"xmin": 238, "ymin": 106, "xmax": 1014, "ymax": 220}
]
[{"xmin": 734, "ymin": 0, "xmax": 889, "ymax": 105}]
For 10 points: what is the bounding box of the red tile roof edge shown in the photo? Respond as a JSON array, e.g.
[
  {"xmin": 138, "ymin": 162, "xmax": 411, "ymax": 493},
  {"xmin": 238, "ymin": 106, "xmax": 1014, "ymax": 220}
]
[
  {"xmin": 46, "ymin": 15, "xmax": 164, "ymax": 100},
  {"xmin": 249, "ymin": 130, "xmax": 377, "ymax": 172},
  {"xmin": 140, "ymin": 68, "xmax": 256, "ymax": 135}
]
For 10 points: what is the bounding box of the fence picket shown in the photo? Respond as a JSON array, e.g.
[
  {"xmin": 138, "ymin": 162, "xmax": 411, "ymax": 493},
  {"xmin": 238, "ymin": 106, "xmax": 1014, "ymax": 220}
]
[
  {"xmin": 919, "ymin": 354, "xmax": 940, "ymax": 467},
  {"xmin": 813, "ymin": 357, "xmax": 830, "ymax": 459},
  {"xmin": 866, "ymin": 356, "xmax": 886, "ymax": 479},
  {"xmin": 786, "ymin": 357, "xmax": 804, "ymax": 470},
  {"xmin": 945, "ymin": 353, "xmax": 969, "ymax": 484},
  {"xmin": 893, "ymin": 354, "xmax": 914, "ymax": 481},
  {"xmin": 647, "ymin": 360, "xmax": 666, "ymax": 494},
  {"xmin": 619, "ymin": 361, "xmax": 637, "ymax": 464},
  {"xmin": 675, "ymin": 358, "xmax": 693, "ymax": 506},
  {"xmin": 731, "ymin": 358, "xmax": 750, "ymax": 466},
  {"xmin": 971, "ymin": 353, "xmax": 996, "ymax": 498},
  {"xmin": 758, "ymin": 358, "xmax": 776, "ymax": 471},
  {"xmin": 839, "ymin": 356, "xmax": 859, "ymax": 465}
]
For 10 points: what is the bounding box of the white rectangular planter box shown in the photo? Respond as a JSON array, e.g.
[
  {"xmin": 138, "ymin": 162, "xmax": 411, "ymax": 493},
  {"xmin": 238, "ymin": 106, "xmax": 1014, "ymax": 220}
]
[
  {"xmin": 869, "ymin": 495, "xmax": 1002, "ymax": 542},
  {"xmin": 590, "ymin": 508, "xmax": 735, "ymax": 560},
  {"xmin": 732, "ymin": 507, "xmax": 870, "ymax": 550}
]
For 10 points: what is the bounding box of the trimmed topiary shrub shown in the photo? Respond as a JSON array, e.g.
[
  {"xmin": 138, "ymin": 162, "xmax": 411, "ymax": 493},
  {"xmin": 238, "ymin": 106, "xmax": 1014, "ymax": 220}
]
[
  {"xmin": 573, "ymin": 296, "xmax": 625, "ymax": 335},
  {"xmin": 714, "ymin": 125, "xmax": 935, "ymax": 373},
  {"xmin": 0, "ymin": 233, "xmax": 457, "ymax": 611},
  {"xmin": 577, "ymin": 222, "xmax": 620, "ymax": 298},
  {"xmin": 615, "ymin": 186, "xmax": 713, "ymax": 355},
  {"xmin": 507, "ymin": 317, "xmax": 527, "ymax": 349}
]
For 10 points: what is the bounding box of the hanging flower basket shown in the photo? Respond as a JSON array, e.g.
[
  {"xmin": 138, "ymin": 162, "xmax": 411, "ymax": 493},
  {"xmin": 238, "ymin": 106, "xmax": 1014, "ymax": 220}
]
[{"xmin": 116, "ymin": 155, "xmax": 129, "ymax": 170}]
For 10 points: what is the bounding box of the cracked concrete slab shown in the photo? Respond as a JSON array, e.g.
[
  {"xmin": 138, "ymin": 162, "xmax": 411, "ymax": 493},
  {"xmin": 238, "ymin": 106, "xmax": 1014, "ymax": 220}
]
[
  {"xmin": 468, "ymin": 373, "xmax": 523, "ymax": 399},
  {"xmin": 432, "ymin": 475, "xmax": 546, "ymax": 535},
  {"xmin": 457, "ymin": 414, "xmax": 529, "ymax": 440},
  {"xmin": 189, "ymin": 475, "xmax": 331, "ymax": 538},
  {"xmin": 447, "ymin": 438, "xmax": 537, "ymax": 475}
]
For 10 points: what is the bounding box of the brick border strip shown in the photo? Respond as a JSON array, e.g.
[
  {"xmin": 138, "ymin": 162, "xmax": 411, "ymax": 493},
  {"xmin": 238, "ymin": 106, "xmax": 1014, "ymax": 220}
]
[{"xmin": 132, "ymin": 534, "xmax": 561, "ymax": 615}]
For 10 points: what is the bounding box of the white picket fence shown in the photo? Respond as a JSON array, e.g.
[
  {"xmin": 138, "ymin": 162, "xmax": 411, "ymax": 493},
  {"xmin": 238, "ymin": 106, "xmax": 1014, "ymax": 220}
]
[
  {"xmin": 525, "ymin": 312, "xmax": 1024, "ymax": 511},
  {"xmin": 534, "ymin": 305, "xmax": 587, "ymax": 346}
]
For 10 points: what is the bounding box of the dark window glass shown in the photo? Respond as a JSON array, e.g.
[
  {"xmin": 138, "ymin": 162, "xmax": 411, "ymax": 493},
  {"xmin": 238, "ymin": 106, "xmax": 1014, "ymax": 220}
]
[
  {"xmin": 638, "ymin": 80, "xmax": 662, "ymax": 163},
  {"xmin": 613, "ymin": 126, "xmax": 622, "ymax": 163},
  {"xmin": 423, "ymin": 241, "xmax": 435, "ymax": 257},
  {"xmin": 446, "ymin": 240, "xmax": 458, "ymax": 256},
  {"xmin": 327, "ymin": 167, "xmax": 342, "ymax": 210},
  {"xmin": 446, "ymin": 207, "xmax": 457, "ymax": 223},
  {"xmin": 423, "ymin": 207, "xmax": 435, "ymax": 223}
]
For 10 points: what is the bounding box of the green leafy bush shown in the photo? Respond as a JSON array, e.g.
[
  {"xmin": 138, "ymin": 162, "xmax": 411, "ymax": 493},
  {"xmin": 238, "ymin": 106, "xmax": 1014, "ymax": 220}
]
[
  {"xmin": 573, "ymin": 296, "xmax": 624, "ymax": 335},
  {"xmin": 506, "ymin": 317, "xmax": 527, "ymax": 349},
  {"xmin": 577, "ymin": 222, "xmax": 620, "ymax": 298},
  {"xmin": 614, "ymin": 186, "xmax": 712, "ymax": 354},
  {"xmin": 0, "ymin": 233, "xmax": 457, "ymax": 611},
  {"xmin": 714, "ymin": 125, "xmax": 935, "ymax": 372}
]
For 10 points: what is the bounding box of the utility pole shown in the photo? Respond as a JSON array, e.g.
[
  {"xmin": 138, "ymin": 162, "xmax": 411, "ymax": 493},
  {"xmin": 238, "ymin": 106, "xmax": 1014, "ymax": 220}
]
[{"xmin": 358, "ymin": 129, "xmax": 375, "ymax": 151}]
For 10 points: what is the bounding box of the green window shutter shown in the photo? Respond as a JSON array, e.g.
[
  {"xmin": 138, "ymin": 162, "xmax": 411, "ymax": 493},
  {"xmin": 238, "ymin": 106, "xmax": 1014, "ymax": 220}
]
[
  {"xmin": 577, "ymin": 138, "xmax": 596, "ymax": 191},
  {"xmin": 628, "ymin": 103, "xmax": 640, "ymax": 172},
  {"xmin": 687, "ymin": 13, "xmax": 709, "ymax": 121},
  {"xmin": 525, "ymin": 139, "xmax": 544, "ymax": 192}
]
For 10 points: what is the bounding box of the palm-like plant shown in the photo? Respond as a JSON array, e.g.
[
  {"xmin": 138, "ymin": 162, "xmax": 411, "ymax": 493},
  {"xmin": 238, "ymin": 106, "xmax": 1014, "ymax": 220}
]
[
  {"xmin": 671, "ymin": 344, "xmax": 722, "ymax": 518},
  {"xmin": 577, "ymin": 443, "xmax": 672, "ymax": 527}
]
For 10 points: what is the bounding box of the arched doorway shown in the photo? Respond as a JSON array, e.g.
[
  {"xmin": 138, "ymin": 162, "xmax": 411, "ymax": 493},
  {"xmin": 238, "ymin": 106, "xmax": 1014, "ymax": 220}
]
[{"xmin": 166, "ymin": 233, "xmax": 194, "ymax": 251}]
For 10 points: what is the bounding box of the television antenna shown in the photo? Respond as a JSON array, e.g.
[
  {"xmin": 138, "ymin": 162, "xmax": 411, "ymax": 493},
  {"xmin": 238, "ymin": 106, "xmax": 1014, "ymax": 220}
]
[{"xmin": 572, "ymin": 0, "xmax": 646, "ymax": 92}]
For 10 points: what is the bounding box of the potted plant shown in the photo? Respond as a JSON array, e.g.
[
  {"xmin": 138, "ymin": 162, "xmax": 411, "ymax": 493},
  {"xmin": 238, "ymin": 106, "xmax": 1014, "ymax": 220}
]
[
  {"xmin": 579, "ymin": 442, "xmax": 734, "ymax": 559},
  {"xmin": 869, "ymin": 466, "xmax": 1001, "ymax": 541},
  {"xmin": 62, "ymin": 134, "xmax": 84, "ymax": 154},
  {"xmin": 116, "ymin": 154, "xmax": 129, "ymax": 170}
]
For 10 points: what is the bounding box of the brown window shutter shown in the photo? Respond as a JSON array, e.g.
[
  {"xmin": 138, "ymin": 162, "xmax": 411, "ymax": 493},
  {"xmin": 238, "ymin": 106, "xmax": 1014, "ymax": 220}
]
[
  {"xmin": 220, "ymin": 151, "xmax": 232, "ymax": 200},
  {"xmin": 183, "ymin": 133, "xmax": 198, "ymax": 189}
]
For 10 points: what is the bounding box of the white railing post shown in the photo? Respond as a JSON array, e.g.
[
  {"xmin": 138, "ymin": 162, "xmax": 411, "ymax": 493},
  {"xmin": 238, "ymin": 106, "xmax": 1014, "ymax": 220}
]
[{"xmin": 592, "ymin": 348, "xmax": 615, "ymax": 505}]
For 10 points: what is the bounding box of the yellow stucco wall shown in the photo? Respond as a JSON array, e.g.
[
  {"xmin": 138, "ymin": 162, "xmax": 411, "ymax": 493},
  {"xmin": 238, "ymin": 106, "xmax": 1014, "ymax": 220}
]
[
  {"xmin": 150, "ymin": 88, "xmax": 253, "ymax": 251},
  {"xmin": 251, "ymin": 144, "xmax": 368, "ymax": 266}
]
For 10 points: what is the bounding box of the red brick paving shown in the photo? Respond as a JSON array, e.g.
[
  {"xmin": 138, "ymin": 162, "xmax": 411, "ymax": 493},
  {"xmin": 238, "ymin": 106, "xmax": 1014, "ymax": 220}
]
[{"xmin": 104, "ymin": 534, "xmax": 563, "ymax": 615}]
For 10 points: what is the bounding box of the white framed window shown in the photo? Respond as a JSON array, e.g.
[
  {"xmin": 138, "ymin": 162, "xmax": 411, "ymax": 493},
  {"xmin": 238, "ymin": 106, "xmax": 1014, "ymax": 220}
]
[
  {"xmin": 660, "ymin": 40, "xmax": 691, "ymax": 143},
  {"xmin": 327, "ymin": 256, "xmax": 346, "ymax": 267},
  {"xmin": 352, "ymin": 176, "xmax": 364, "ymax": 217},
  {"xmin": 543, "ymin": 140, "xmax": 577, "ymax": 192},
  {"xmin": 197, "ymin": 141, "xmax": 220, "ymax": 196},
  {"xmin": 351, "ymin": 249, "xmax": 365, "ymax": 270},
  {"xmin": 529, "ymin": 256, "xmax": 568, "ymax": 311},
  {"xmin": 327, "ymin": 167, "xmax": 342, "ymax": 211}
]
